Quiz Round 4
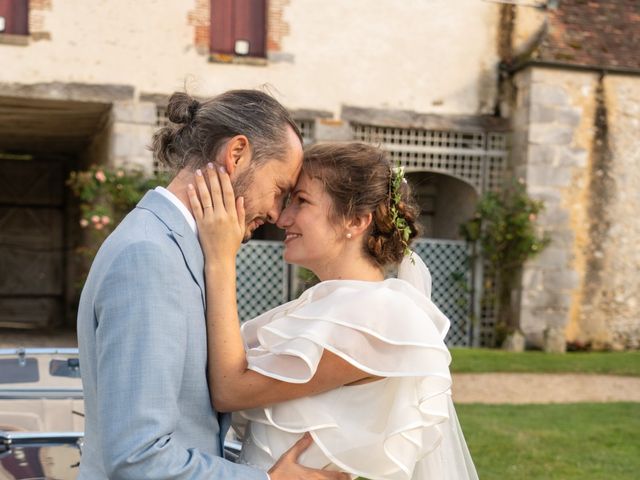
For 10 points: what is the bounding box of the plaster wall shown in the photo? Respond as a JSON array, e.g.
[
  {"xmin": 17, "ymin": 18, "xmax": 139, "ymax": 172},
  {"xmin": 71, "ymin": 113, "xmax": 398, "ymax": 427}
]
[
  {"xmin": 0, "ymin": 0, "xmax": 500, "ymax": 116},
  {"xmin": 511, "ymin": 4, "xmax": 547, "ymax": 58}
]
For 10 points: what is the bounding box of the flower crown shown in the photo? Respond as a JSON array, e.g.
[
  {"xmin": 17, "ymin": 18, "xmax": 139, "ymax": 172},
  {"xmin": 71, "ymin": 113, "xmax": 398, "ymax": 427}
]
[{"xmin": 389, "ymin": 164, "xmax": 412, "ymax": 258}]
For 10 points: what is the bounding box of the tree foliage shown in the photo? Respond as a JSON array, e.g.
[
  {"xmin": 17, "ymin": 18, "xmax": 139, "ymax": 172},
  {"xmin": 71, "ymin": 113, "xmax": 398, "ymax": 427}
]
[{"xmin": 461, "ymin": 179, "xmax": 550, "ymax": 343}]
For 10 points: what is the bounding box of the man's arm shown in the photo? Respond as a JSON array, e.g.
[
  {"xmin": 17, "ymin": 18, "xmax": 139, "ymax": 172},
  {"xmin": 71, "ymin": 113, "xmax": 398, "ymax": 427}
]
[{"xmin": 93, "ymin": 240, "xmax": 266, "ymax": 479}]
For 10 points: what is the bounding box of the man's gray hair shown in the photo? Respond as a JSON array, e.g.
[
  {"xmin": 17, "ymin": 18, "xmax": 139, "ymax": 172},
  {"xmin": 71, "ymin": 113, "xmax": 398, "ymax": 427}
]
[{"xmin": 152, "ymin": 89, "xmax": 302, "ymax": 172}]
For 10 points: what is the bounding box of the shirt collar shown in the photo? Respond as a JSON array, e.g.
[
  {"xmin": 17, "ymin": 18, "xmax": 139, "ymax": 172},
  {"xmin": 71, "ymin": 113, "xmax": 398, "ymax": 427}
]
[{"xmin": 154, "ymin": 186, "xmax": 197, "ymax": 235}]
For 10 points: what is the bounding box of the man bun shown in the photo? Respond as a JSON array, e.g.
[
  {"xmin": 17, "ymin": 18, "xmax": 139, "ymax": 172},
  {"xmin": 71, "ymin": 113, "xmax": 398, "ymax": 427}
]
[{"xmin": 165, "ymin": 92, "xmax": 200, "ymax": 125}]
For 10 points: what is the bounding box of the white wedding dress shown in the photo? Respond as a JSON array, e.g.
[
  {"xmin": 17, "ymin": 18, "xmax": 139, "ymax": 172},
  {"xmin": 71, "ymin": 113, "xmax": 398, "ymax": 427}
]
[{"xmin": 233, "ymin": 253, "xmax": 479, "ymax": 479}]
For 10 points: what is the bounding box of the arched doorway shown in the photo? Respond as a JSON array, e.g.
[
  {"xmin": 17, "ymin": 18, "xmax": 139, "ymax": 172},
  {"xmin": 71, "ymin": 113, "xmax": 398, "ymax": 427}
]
[
  {"xmin": 407, "ymin": 171, "xmax": 479, "ymax": 240},
  {"xmin": 405, "ymin": 171, "xmax": 480, "ymax": 346}
]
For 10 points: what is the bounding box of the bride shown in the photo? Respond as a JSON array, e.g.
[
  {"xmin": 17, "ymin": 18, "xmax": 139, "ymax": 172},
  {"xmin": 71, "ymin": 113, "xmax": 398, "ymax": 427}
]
[{"xmin": 187, "ymin": 142, "xmax": 479, "ymax": 480}]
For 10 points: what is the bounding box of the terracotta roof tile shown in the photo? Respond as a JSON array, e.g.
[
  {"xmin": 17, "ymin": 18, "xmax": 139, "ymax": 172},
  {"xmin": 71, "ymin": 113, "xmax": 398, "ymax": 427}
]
[{"xmin": 534, "ymin": 0, "xmax": 640, "ymax": 69}]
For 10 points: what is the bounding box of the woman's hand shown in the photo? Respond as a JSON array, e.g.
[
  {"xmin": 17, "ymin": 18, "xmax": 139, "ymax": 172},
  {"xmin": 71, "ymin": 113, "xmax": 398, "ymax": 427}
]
[{"xmin": 187, "ymin": 163, "xmax": 246, "ymax": 263}]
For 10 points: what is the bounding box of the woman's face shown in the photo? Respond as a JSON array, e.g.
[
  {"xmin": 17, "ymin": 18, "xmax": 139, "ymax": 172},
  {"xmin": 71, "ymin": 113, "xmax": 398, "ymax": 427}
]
[{"xmin": 276, "ymin": 173, "xmax": 346, "ymax": 273}]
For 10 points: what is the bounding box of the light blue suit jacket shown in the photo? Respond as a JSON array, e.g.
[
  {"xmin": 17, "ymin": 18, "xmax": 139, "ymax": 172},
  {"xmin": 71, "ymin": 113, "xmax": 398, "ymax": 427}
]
[{"xmin": 77, "ymin": 191, "xmax": 265, "ymax": 479}]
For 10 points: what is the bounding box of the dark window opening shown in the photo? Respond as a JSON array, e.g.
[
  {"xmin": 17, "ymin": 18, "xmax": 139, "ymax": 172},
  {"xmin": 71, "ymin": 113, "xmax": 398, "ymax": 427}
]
[
  {"xmin": 210, "ymin": 0, "xmax": 266, "ymax": 58},
  {"xmin": 0, "ymin": 0, "xmax": 29, "ymax": 36}
]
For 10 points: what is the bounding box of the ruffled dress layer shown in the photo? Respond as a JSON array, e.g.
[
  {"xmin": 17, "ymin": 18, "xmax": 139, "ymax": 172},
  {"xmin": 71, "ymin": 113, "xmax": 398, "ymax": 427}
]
[{"xmin": 234, "ymin": 260, "xmax": 478, "ymax": 480}]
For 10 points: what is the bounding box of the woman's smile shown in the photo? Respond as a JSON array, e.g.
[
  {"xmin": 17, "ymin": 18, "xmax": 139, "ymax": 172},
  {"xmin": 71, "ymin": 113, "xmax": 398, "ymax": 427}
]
[{"xmin": 284, "ymin": 232, "xmax": 302, "ymax": 243}]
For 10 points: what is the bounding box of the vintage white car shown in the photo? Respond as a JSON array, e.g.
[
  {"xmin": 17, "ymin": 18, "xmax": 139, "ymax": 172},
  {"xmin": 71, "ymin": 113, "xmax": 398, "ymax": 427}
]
[
  {"xmin": 0, "ymin": 347, "xmax": 242, "ymax": 480},
  {"xmin": 0, "ymin": 348, "xmax": 83, "ymax": 480}
]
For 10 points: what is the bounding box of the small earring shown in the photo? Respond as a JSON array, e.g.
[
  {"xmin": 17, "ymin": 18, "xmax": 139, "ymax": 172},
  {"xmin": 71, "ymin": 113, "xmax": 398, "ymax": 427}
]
[{"xmin": 346, "ymin": 233, "xmax": 352, "ymax": 239}]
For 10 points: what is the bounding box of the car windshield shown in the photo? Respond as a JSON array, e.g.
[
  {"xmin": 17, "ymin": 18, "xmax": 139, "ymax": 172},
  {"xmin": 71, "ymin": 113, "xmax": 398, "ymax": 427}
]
[
  {"xmin": 0, "ymin": 348, "xmax": 84, "ymax": 478},
  {"xmin": 0, "ymin": 348, "xmax": 82, "ymax": 390}
]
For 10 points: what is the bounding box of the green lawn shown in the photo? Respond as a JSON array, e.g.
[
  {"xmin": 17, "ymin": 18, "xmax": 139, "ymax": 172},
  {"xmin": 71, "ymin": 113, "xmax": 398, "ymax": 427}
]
[
  {"xmin": 458, "ymin": 403, "xmax": 640, "ymax": 480},
  {"xmin": 450, "ymin": 348, "xmax": 640, "ymax": 376}
]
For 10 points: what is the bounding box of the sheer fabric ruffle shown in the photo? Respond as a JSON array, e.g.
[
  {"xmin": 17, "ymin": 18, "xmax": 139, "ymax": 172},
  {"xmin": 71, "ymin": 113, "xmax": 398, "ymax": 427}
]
[{"xmin": 234, "ymin": 253, "xmax": 478, "ymax": 479}]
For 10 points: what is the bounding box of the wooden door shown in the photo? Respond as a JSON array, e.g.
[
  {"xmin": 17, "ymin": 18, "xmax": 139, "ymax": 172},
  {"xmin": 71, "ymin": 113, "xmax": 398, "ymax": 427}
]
[{"xmin": 0, "ymin": 160, "xmax": 65, "ymax": 328}]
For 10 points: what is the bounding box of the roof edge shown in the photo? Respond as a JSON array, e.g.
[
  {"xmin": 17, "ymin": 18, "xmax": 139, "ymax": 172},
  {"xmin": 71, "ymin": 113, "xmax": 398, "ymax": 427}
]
[{"xmin": 504, "ymin": 59, "xmax": 640, "ymax": 77}]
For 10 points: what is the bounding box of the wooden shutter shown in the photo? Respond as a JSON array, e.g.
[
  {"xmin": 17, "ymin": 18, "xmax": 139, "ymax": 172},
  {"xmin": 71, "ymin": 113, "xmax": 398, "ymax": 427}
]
[
  {"xmin": 0, "ymin": 0, "xmax": 29, "ymax": 35},
  {"xmin": 210, "ymin": 0, "xmax": 266, "ymax": 57}
]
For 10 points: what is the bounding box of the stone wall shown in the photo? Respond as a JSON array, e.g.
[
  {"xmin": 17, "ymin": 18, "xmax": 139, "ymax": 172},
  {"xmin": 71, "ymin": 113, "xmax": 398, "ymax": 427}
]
[
  {"xmin": 588, "ymin": 75, "xmax": 640, "ymax": 349},
  {"xmin": 109, "ymin": 101, "xmax": 157, "ymax": 172},
  {"xmin": 513, "ymin": 66, "xmax": 640, "ymax": 350}
]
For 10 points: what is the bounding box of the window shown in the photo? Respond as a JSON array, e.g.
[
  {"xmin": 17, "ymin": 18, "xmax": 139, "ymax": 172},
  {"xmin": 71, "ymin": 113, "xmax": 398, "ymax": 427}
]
[
  {"xmin": 210, "ymin": 0, "xmax": 266, "ymax": 58},
  {"xmin": 0, "ymin": 0, "xmax": 28, "ymax": 36},
  {"xmin": 294, "ymin": 119, "xmax": 315, "ymax": 146}
]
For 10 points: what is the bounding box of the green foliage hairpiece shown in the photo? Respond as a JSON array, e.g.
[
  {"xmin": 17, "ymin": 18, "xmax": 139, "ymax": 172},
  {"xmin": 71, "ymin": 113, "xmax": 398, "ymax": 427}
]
[{"xmin": 389, "ymin": 164, "xmax": 413, "ymax": 258}]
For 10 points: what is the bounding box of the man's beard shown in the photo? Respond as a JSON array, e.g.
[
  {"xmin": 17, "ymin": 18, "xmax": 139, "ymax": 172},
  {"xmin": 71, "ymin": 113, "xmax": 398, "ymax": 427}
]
[{"xmin": 232, "ymin": 166, "xmax": 257, "ymax": 243}]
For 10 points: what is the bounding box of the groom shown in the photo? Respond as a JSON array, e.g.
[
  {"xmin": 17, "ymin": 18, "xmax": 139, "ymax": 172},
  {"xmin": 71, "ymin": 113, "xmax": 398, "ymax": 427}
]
[{"xmin": 77, "ymin": 90, "xmax": 348, "ymax": 480}]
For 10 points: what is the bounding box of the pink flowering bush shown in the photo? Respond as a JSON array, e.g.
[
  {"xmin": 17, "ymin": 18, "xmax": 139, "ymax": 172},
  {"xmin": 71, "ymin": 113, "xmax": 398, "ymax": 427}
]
[{"xmin": 67, "ymin": 166, "xmax": 170, "ymax": 286}]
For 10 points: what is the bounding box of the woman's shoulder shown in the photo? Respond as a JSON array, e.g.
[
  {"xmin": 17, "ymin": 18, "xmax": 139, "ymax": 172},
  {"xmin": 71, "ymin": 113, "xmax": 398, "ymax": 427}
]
[
  {"xmin": 295, "ymin": 279, "xmax": 448, "ymax": 342},
  {"xmin": 299, "ymin": 278, "xmax": 434, "ymax": 321},
  {"xmin": 242, "ymin": 276, "xmax": 450, "ymax": 348},
  {"xmin": 306, "ymin": 277, "xmax": 424, "ymax": 303},
  {"xmin": 245, "ymin": 279, "xmax": 411, "ymax": 323}
]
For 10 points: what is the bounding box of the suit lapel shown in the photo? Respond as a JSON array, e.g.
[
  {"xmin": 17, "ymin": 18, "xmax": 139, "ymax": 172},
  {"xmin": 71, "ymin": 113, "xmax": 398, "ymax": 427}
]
[
  {"xmin": 170, "ymin": 231, "xmax": 206, "ymax": 305},
  {"xmin": 137, "ymin": 191, "xmax": 206, "ymax": 305}
]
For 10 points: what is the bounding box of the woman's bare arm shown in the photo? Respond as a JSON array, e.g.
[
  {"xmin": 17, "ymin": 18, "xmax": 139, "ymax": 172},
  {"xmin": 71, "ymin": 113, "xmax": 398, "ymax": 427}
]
[{"xmin": 188, "ymin": 164, "xmax": 370, "ymax": 412}]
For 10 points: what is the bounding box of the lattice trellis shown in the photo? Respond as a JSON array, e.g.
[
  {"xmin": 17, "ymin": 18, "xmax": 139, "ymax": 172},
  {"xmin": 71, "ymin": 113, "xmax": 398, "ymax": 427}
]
[
  {"xmin": 478, "ymin": 262, "xmax": 498, "ymax": 347},
  {"xmin": 236, "ymin": 241, "xmax": 288, "ymax": 322},
  {"xmin": 351, "ymin": 124, "xmax": 508, "ymax": 193},
  {"xmin": 411, "ymin": 239, "xmax": 472, "ymax": 347}
]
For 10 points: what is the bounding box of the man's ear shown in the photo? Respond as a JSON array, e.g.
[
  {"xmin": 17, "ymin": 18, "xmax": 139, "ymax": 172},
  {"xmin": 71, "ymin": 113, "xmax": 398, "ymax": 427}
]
[
  {"xmin": 222, "ymin": 135, "xmax": 250, "ymax": 175},
  {"xmin": 348, "ymin": 212, "xmax": 373, "ymax": 237}
]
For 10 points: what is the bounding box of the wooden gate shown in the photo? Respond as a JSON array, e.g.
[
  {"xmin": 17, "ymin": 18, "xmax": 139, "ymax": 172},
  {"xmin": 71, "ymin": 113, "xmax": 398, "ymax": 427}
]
[{"xmin": 0, "ymin": 160, "xmax": 65, "ymax": 328}]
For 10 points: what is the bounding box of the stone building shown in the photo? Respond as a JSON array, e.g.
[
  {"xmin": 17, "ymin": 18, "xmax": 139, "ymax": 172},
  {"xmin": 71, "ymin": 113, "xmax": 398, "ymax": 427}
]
[
  {"xmin": 0, "ymin": 0, "xmax": 637, "ymax": 350},
  {"xmin": 501, "ymin": 0, "xmax": 640, "ymax": 350}
]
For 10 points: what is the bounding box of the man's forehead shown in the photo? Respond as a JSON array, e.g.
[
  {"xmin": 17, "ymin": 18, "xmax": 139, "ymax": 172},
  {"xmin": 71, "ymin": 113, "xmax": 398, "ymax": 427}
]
[
  {"xmin": 280, "ymin": 173, "xmax": 297, "ymax": 193},
  {"xmin": 263, "ymin": 163, "xmax": 293, "ymax": 191},
  {"xmin": 282, "ymin": 158, "xmax": 302, "ymax": 191}
]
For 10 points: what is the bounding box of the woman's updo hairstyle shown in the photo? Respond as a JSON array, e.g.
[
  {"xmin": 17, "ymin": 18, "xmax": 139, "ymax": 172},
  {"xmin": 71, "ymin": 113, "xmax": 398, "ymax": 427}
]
[
  {"xmin": 302, "ymin": 142, "xmax": 420, "ymax": 267},
  {"xmin": 151, "ymin": 90, "xmax": 301, "ymax": 173}
]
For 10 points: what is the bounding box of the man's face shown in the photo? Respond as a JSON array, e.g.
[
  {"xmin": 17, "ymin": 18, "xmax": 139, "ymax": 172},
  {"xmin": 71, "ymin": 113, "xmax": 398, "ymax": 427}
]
[{"xmin": 234, "ymin": 126, "xmax": 303, "ymax": 241}]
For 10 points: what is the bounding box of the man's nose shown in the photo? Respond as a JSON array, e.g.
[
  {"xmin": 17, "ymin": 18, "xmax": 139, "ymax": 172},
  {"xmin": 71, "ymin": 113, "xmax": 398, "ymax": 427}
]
[
  {"xmin": 266, "ymin": 204, "xmax": 282, "ymax": 224},
  {"xmin": 268, "ymin": 194, "xmax": 290, "ymax": 224}
]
